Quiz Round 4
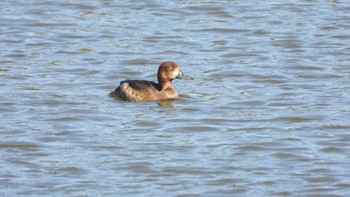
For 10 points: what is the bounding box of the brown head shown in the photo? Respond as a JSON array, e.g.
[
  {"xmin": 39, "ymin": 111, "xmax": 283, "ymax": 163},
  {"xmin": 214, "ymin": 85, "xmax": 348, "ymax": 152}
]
[{"xmin": 157, "ymin": 61, "xmax": 193, "ymax": 89}]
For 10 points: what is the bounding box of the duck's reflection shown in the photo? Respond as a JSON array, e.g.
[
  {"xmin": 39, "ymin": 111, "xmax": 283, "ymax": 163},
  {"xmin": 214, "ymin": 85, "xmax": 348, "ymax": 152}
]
[{"xmin": 157, "ymin": 100, "xmax": 176, "ymax": 108}]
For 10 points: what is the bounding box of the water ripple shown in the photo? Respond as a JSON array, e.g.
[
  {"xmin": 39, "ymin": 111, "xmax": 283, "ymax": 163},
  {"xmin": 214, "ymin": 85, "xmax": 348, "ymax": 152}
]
[{"xmin": 1, "ymin": 0, "xmax": 350, "ymax": 196}]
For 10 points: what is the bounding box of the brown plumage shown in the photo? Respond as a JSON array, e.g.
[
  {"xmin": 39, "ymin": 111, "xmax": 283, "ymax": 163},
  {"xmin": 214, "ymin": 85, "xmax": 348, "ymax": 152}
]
[{"xmin": 111, "ymin": 61, "xmax": 193, "ymax": 102}]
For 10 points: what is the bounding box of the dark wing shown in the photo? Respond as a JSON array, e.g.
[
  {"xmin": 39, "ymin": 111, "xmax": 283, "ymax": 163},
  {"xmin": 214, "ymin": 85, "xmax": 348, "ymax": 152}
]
[{"xmin": 125, "ymin": 80, "xmax": 161, "ymax": 92}]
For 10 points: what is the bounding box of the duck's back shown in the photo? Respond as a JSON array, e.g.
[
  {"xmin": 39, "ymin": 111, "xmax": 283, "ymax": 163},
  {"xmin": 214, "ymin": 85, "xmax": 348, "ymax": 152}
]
[{"xmin": 114, "ymin": 80, "xmax": 162, "ymax": 102}]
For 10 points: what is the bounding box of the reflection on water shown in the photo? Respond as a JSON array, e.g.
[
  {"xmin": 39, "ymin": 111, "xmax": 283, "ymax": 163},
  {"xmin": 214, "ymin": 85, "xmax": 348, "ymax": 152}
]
[
  {"xmin": 1, "ymin": 0, "xmax": 350, "ymax": 196},
  {"xmin": 157, "ymin": 100, "xmax": 176, "ymax": 108}
]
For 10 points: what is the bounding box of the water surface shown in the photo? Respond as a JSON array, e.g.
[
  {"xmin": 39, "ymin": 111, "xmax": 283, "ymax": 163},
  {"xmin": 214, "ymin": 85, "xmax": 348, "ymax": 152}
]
[{"xmin": 1, "ymin": 0, "xmax": 350, "ymax": 196}]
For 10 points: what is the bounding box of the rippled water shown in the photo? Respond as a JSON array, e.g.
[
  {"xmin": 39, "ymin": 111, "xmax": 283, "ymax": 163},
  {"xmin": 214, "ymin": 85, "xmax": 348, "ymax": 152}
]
[{"xmin": 1, "ymin": 0, "xmax": 350, "ymax": 196}]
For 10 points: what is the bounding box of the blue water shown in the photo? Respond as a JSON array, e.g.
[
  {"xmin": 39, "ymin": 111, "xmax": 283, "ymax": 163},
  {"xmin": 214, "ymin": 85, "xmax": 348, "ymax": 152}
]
[{"xmin": 1, "ymin": 0, "xmax": 350, "ymax": 196}]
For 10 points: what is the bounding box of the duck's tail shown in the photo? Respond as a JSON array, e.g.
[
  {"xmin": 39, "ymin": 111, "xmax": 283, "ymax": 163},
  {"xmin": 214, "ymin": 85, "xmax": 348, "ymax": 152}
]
[{"xmin": 109, "ymin": 86, "xmax": 119, "ymax": 97}]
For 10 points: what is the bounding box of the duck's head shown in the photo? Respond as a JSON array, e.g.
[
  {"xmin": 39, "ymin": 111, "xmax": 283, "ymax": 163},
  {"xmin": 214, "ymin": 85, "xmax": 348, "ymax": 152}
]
[{"xmin": 157, "ymin": 61, "xmax": 193, "ymax": 84}]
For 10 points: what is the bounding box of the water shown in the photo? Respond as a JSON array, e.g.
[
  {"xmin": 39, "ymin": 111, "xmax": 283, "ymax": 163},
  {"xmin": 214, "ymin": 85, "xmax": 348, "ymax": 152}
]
[{"xmin": 1, "ymin": 0, "xmax": 350, "ymax": 196}]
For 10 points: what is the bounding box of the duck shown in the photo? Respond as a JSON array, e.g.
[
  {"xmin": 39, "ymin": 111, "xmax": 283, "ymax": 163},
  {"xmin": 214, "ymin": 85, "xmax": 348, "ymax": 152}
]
[{"xmin": 111, "ymin": 61, "xmax": 193, "ymax": 102}]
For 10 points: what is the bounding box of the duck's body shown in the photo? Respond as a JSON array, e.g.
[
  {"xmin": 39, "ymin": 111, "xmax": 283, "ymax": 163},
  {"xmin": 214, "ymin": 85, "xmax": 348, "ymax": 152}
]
[
  {"xmin": 114, "ymin": 80, "xmax": 177, "ymax": 102},
  {"xmin": 111, "ymin": 61, "xmax": 192, "ymax": 102}
]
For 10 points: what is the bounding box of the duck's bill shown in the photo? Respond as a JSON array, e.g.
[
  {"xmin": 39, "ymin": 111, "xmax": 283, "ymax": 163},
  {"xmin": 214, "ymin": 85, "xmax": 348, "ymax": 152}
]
[{"xmin": 176, "ymin": 71, "xmax": 193, "ymax": 80}]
